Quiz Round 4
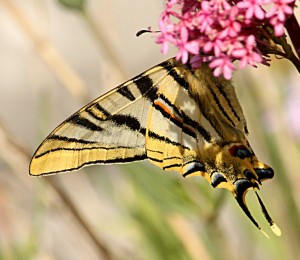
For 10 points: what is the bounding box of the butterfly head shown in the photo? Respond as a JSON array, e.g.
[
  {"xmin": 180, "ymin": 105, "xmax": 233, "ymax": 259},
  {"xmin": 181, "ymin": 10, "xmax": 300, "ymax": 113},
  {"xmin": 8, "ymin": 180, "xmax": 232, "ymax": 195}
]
[{"xmin": 206, "ymin": 142, "xmax": 281, "ymax": 237}]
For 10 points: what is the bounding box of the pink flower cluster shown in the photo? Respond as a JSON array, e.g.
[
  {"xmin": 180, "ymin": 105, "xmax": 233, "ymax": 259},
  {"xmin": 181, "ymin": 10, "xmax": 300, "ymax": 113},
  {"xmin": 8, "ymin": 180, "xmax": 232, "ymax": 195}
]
[{"xmin": 156, "ymin": 0, "xmax": 295, "ymax": 79}]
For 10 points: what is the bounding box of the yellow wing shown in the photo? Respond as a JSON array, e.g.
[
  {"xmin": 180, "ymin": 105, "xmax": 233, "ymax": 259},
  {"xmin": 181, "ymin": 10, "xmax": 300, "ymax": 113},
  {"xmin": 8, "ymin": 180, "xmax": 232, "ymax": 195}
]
[{"xmin": 30, "ymin": 58, "xmax": 206, "ymax": 176}]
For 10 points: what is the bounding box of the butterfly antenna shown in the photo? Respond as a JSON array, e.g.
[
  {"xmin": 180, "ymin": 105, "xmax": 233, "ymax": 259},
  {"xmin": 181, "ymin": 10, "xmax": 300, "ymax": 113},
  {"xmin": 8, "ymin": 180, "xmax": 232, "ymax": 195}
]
[
  {"xmin": 136, "ymin": 29, "xmax": 160, "ymax": 37},
  {"xmin": 255, "ymin": 191, "xmax": 281, "ymax": 236}
]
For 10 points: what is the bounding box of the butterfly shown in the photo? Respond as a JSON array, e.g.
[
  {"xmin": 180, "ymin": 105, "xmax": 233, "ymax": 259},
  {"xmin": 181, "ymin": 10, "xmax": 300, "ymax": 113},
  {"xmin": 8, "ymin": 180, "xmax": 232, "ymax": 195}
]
[{"xmin": 30, "ymin": 57, "xmax": 280, "ymax": 236}]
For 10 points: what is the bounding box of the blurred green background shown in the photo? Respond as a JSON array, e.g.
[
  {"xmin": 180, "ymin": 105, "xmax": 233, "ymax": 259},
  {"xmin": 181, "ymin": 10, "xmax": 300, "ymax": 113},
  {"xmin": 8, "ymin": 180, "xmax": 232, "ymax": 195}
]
[{"xmin": 0, "ymin": 0, "xmax": 299, "ymax": 259}]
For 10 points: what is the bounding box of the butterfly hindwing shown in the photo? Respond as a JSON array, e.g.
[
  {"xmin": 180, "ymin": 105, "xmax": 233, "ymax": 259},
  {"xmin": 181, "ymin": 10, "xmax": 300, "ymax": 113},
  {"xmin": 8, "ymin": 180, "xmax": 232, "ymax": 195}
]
[{"xmin": 145, "ymin": 66, "xmax": 205, "ymax": 177}]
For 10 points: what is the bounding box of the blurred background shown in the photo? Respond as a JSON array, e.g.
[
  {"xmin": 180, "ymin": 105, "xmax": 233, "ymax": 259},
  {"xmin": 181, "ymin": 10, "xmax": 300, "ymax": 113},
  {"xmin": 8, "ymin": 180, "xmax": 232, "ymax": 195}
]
[{"xmin": 0, "ymin": 0, "xmax": 300, "ymax": 259}]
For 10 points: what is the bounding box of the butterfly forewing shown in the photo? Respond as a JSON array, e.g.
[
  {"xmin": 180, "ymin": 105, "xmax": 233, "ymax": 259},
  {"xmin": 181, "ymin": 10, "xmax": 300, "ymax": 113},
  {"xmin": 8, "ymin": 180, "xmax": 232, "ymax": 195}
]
[
  {"xmin": 30, "ymin": 58, "xmax": 200, "ymax": 176},
  {"xmin": 30, "ymin": 65, "xmax": 161, "ymax": 175},
  {"xmin": 145, "ymin": 68, "xmax": 202, "ymax": 175}
]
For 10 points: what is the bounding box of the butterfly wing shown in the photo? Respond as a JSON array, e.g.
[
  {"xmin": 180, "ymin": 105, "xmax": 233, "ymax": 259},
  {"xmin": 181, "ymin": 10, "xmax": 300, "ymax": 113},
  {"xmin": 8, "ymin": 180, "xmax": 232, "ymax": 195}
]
[
  {"xmin": 144, "ymin": 62, "xmax": 208, "ymax": 178},
  {"xmin": 30, "ymin": 64, "xmax": 159, "ymax": 175},
  {"xmin": 30, "ymin": 58, "xmax": 206, "ymax": 177}
]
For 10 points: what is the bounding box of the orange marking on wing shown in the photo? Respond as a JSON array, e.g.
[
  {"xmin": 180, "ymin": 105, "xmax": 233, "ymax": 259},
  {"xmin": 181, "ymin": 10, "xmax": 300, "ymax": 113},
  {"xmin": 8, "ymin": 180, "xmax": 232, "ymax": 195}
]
[
  {"xmin": 154, "ymin": 100, "xmax": 196, "ymax": 136},
  {"xmin": 154, "ymin": 100, "xmax": 183, "ymax": 124}
]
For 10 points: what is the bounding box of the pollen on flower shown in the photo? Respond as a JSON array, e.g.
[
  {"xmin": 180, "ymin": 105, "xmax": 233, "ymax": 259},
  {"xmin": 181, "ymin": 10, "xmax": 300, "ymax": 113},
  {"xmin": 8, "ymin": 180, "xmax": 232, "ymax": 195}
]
[{"xmin": 155, "ymin": 0, "xmax": 296, "ymax": 79}]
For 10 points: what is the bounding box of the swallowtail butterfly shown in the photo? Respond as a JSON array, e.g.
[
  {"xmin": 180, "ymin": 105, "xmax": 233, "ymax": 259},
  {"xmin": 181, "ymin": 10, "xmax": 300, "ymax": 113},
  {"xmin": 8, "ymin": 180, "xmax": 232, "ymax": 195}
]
[{"xmin": 30, "ymin": 58, "xmax": 280, "ymax": 236}]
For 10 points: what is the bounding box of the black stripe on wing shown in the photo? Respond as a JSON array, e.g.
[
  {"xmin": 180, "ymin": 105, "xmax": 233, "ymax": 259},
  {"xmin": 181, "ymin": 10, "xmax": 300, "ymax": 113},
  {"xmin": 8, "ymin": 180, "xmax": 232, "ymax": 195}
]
[
  {"xmin": 117, "ymin": 86, "xmax": 136, "ymax": 101},
  {"xmin": 85, "ymin": 108, "xmax": 105, "ymax": 121},
  {"xmin": 216, "ymin": 83, "xmax": 241, "ymax": 122},
  {"xmin": 147, "ymin": 131, "xmax": 190, "ymax": 149},
  {"xmin": 163, "ymin": 163, "xmax": 182, "ymax": 170},
  {"xmin": 110, "ymin": 114, "xmax": 144, "ymax": 133},
  {"xmin": 33, "ymin": 135, "xmax": 99, "ymax": 158},
  {"xmin": 135, "ymin": 75, "xmax": 158, "ymax": 101},
  {"xmin": 47, "ymin": 135, "xmax": 99, "ymax": 145},
  {"xmin": 160, "ymin": 60, "xmax": 190, "ymax": 91},
  {"xmin": 34, "ymin": 145, "xmax": 146, "ymax": 159},
  {"xmin": 95, "ymin": 103, "xmax": 111, "ymax": 118},
  {"xmin": 147, "ymin": 156, "xmax": 163, "ymax": 163},
  {"xmin": 162, "ymin": 156, "xmax": 184, "ymax": 170},
  {"xmin": 69, "ymin": 114, "xmax": 103, "ymax": 131},
  {"xmin": 207, "ymin": 83, "xmax": 236, "ymax": 127}
]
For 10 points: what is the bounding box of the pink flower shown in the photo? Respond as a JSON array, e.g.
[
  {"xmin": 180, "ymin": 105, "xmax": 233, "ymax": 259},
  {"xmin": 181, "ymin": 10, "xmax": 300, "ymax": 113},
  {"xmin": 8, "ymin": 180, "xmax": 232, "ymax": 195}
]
[
  {"xmin": 218, "ymin": 7, "xmax": 242, "ymax": 38},
  {"xmin": 176, "ymin": 27, "xmax": 200, "ymax": 63},
  {"xmin": 237, "ymin": 0, "xmax": 266, "ymax": 20},
  {"xmin": 266, "ymin": 0, "xmax": 294, "ymax": 36},
  {"xmin": 209, "ymin": 56, "xmax": 236, "ymax": 79},
  {"xmin": 195, "ymin": 2, "xmax": 214, "ymax": 33},
  {"xmin": 203, "ymin": 37, "xmax": 225, "ymax": 57},
  {"xmin": 269, "ymin": 16, "xmax": 285, "ymax": 36},
  {"xmin": 209, "ymin": 0, "xmax": 232, "ymax": 12},
  {"xmin": 266, "ymin": 0, "xmax": 294, "ymax": 21},
  {"xmin": 156, "ymin": 19, "xmax": 176, "ymax": 53},
  {"xmin": 231, "ymin": 35, "xmax": 263, "ymax": 68},
  {"xmin": 155, "ymin": 0, "xmax": 296, "ymax": 79}
]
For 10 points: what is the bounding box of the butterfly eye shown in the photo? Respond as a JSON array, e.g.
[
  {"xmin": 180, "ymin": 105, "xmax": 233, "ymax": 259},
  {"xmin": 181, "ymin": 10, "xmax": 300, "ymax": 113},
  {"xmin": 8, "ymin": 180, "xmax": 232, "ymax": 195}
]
[
  {"xmin": 254, "ymin": 168, "xmax": 274, "ymax": 182},
  {"xmin": 229, "ymin": 145, "xmax": 251, "ymax": 159},
  {"xmin": 211, "ymin": 172, "xmax": 227, "ymax": 188}
]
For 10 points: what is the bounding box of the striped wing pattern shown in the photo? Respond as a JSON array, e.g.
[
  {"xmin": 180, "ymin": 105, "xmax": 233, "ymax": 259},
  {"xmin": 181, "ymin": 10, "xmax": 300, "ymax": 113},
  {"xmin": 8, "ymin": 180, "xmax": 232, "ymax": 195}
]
[{"xmin": 30, "ymin": 58, "xmax": 205, "ymax": 176}]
